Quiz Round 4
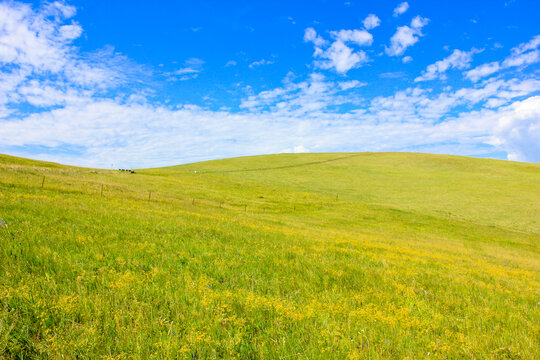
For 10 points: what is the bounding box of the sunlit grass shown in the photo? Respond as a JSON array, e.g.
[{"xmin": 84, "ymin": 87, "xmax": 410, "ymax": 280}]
[{"xmin": 1, "ymin": 152, "xmax": 539, "ymax": 359}]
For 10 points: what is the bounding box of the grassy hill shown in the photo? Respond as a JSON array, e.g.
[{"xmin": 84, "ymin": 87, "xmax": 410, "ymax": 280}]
[{"xmin": 0, "ymin": 152, "xmax": 539, "ymax": 359}]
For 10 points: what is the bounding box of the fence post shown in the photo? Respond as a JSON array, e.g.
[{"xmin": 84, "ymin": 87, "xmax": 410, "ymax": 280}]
[
  {"xmin": 148, "ymin": 191, "xmax": 152, "ymax": 200},
  {"xmin": 101, "ymin": 184, "xmax": 104, "ymax": 196},
  {"xmin": 41, "ymin": 176, "xmax": 45, "ymax": 188}
]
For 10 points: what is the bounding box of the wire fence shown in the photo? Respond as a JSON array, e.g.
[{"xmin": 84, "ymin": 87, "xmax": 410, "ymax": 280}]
[{"xmin": 0, "ymin": 168, "xmax": 340, "ymax": 216}]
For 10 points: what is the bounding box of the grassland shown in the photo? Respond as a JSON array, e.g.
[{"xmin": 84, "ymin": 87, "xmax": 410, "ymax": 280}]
[{"xmin": 0, "ymin": 152, "xmax": 539, "ymax": 359}]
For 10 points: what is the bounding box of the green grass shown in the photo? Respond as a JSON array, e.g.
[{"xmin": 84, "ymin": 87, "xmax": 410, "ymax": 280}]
[{"xmin": 0, "ymin": 152, "xmax": 539, "ymax": 359}]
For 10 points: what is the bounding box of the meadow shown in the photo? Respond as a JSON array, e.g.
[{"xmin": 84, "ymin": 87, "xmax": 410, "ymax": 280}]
[{"xmin": 0, "ymin": 152, "xmax": 539, "ymax": 359}]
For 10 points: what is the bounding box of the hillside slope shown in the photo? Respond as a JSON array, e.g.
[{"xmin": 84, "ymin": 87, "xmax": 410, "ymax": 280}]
[
  {"xmin": 156, "ymin": 152, "xmax": 540, "ymax": 234},
  {"xmin": 0, "ymin": 152, "xmax": 539, "ymax": 359}
]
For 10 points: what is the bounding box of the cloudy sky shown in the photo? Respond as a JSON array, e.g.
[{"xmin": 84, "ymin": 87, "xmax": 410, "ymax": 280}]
[{"xmin": 0, "ymin": 0, "xmax": 539, "ymax": 168}]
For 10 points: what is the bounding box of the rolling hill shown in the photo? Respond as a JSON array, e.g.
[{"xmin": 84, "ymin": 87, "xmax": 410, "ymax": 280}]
[{"xmin": 0, "ymin": 152, "xmax": 539, "ymax": 359}]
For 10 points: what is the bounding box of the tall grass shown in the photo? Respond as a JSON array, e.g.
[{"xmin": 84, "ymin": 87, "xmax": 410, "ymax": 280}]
[{"xmin": 0, "ymin": 153, "xmax": 539, "ymax": 359}]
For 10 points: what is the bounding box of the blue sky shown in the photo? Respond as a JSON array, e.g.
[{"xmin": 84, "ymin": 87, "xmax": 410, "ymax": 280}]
[{"xmin": 0, "ymin": 0, "xmax": 539, "ymax": 168}]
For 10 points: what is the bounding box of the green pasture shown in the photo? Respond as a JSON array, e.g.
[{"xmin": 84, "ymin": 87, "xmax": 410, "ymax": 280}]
[{"xmin": 0, "ymin": 152, "xmax": 538, "ymax": 359}]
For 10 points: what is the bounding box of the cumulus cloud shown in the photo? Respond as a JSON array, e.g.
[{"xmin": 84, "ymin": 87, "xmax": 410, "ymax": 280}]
[
  {"xmin": 304, "ymin": 27, "xmax": 372, "ymax": 74},
  {"xmin": 464, "ymin": 62, "xmax": 500, "ymax": 82},
  {"xmin": 465, "ymin": 35, "xmax": 540, "ymax": 82},
  {"xmin": 4, "ymin": 72, "xmax": 540, "ymax": 167},
  {"xmin": 0, "ymin": 2, "xmax": 78, "ymax": 71},
  {"xmin": 59, "ymin": 24, "xmax": 82, "ymax": 39},
  {"xmin": 184, "ymin": 57, "xmax": 205, "ymax": 67},
  {"xmin": 249, "ymin": 59, "xmax": 274, "ymax": 68},
  {"xmin": 338, "ymin": 80, "xmax": 366, "ymax": 90},
  {"xmin": 240, "ymin": 72, "xmax": 350, "ymax": 114},
  {"xmin": 386, "ymin": 16, "xmax": 430, "ymax": 56},
  {"xmin": 238, "ymin": 72, "xmax": 540, "ymax": 162},
  {"xmin": 0, "ymin": 1, "xmax": 144, "ymax": 116},
  {"xmin": 491, "ymin": 96, "xmax": 540, "ymax": 162},
  {"xmin": 167, "ymin": 58, "xmax": 204, "ymax": 80},
  {"xmin": 304, "ymin": 27, "xmax": 327, "ymax": 47},
  {"xmin": 282, "ymin": 145, "xmax": 310, "ymax": 153},
  {"xmin": 315, "ymin": 41, "xmax": 369, "ymax": 74},
  {"xmin": 363, "ymin": 14, "xmax": 380, "ymax": 30},
  {"xmin": 174, "ymin": 68, "xmax": 199, "ymax": 75},
  {"xmin": 42, "ymin": 1, "xmax": 77, "ymax": 18},
  {"xmin": 330, "ymin": 29, "xmax": 373, "ymax": 46},
  {"xmin": 410, "ymin": 16, "xmax": 428, "ymax": 29},
  {"xmin": 502, "ymin": 34, "xmax": 540, "ymax": 68},
  {"xmin": 415, "ymin": 49, "xmax": 480, "ymax": 82},
  {"xmin": 402, "ymin": 56, "xmax": 413, "ymax": 63},
  {"xmin": 393, "ymin": 2, "xmax": 409, "ymax": 17}
]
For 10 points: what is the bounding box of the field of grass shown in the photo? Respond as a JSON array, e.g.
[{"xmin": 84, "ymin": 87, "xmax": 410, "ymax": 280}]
[{"xmin": 0, "ymin": 152, "xmax": 539, "ymax": 359}]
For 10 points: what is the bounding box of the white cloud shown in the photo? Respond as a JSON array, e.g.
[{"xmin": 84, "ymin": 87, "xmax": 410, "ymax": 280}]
[
  {"xmin": 0, "ymin": 1, "xmax": 144, "ymax": 118},
  {"xmin": 236, "ymin": 73, "xmax": 540, "ymax": 162},
  {"xmin": 402, "ymin": 56, "xmax": 413, "ymax": 63},
  {"xmin": 167, "ymin": 58, "xmax": 204, "ymax": 80},
  {"xmin": 415, "ymin": 49, "xmax": 480, "ymax": 82},
  {"xmin": 465, "ymin": 62, "xmax": 500, "ymax": 82},
  {"xmin": 503, "ymin": 50, "xmax": 540, "ymax": 68},
  {"xmin": 386, "ymin": 16, "xmax": 430, "ymax": 56},
  {"xmin": 240, "ymin": 72, "xmax": 349, "ymax": 114},
  {"xmin": 249, "ymin": 59, "xmax": 274, "ymax": 68},
  {"xmin": 379, "ymin": 71, "xmax": 407, "ymax": 79},
  {"xmin": 59, "ymin": 24, "xmax": 83, "ymax": 40},
  {"xmin": 363, "ymin": 14, "xmax": 380, "ymax": 30},
  {"xmin": 508, "ymin": 34, "xmax": 540, "ymax": 55},
  {"xmin": 338, "ymin": 80, "xmax": 365, "ymax": 90},
  {"xmin": 305, "ymin": 26, "xmax": 373, "ymax": 74},
  {"xmin": 0, "ymin": 2, "xmax": 71, "ymax": 71},
  {"xmin": 184, "ymin": 57, "xmax": 205, "ymax": 67},
  {"xmin": 410, "ymin": 16, "xmax": 429, "ymax": 29},
  {"xmin": 491, "ymin": 96, "xmax": 540, "ymax": 162},
  {"xmin": 4, "ymin": 72, "xmax": 540, "ymax": 168},
  {"xmin": 315, "ymin": 40, "xmax": 369, "ymax": 74},
  {"xmin": 304, "ymin": 27, "xmax": 327, "ymax": 47},
  {"xmin": 174, "ymin": 68, "xmax": 200, "ymax": 75},
  {"xmin": 393, "ymin": 2, "xmax": 409, "ymax": 17},
  {"xmin": 331, "ymin": 29, "xmax": 373, "ymax": 46},
  {"xmin": 42, "ymin": 1, "xmax": 77, "ymax": 19},
  {"xmin": 465, "ymin": 35, "xmax": 540, "ymax": 82},
  {"xmin": 282, "ymin": 145, "xmax": 310, "ymax": 153},
  {"xmin": 225, "ymin": 60, "xmax": 237, "ymax": 67},
  {"xmin": 16, "ymin": 79, "xmax": 87, "ymax": 107},
  {"xmin": 502, "ymin": 35, "xmax": 540, "ymax": 67}
]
